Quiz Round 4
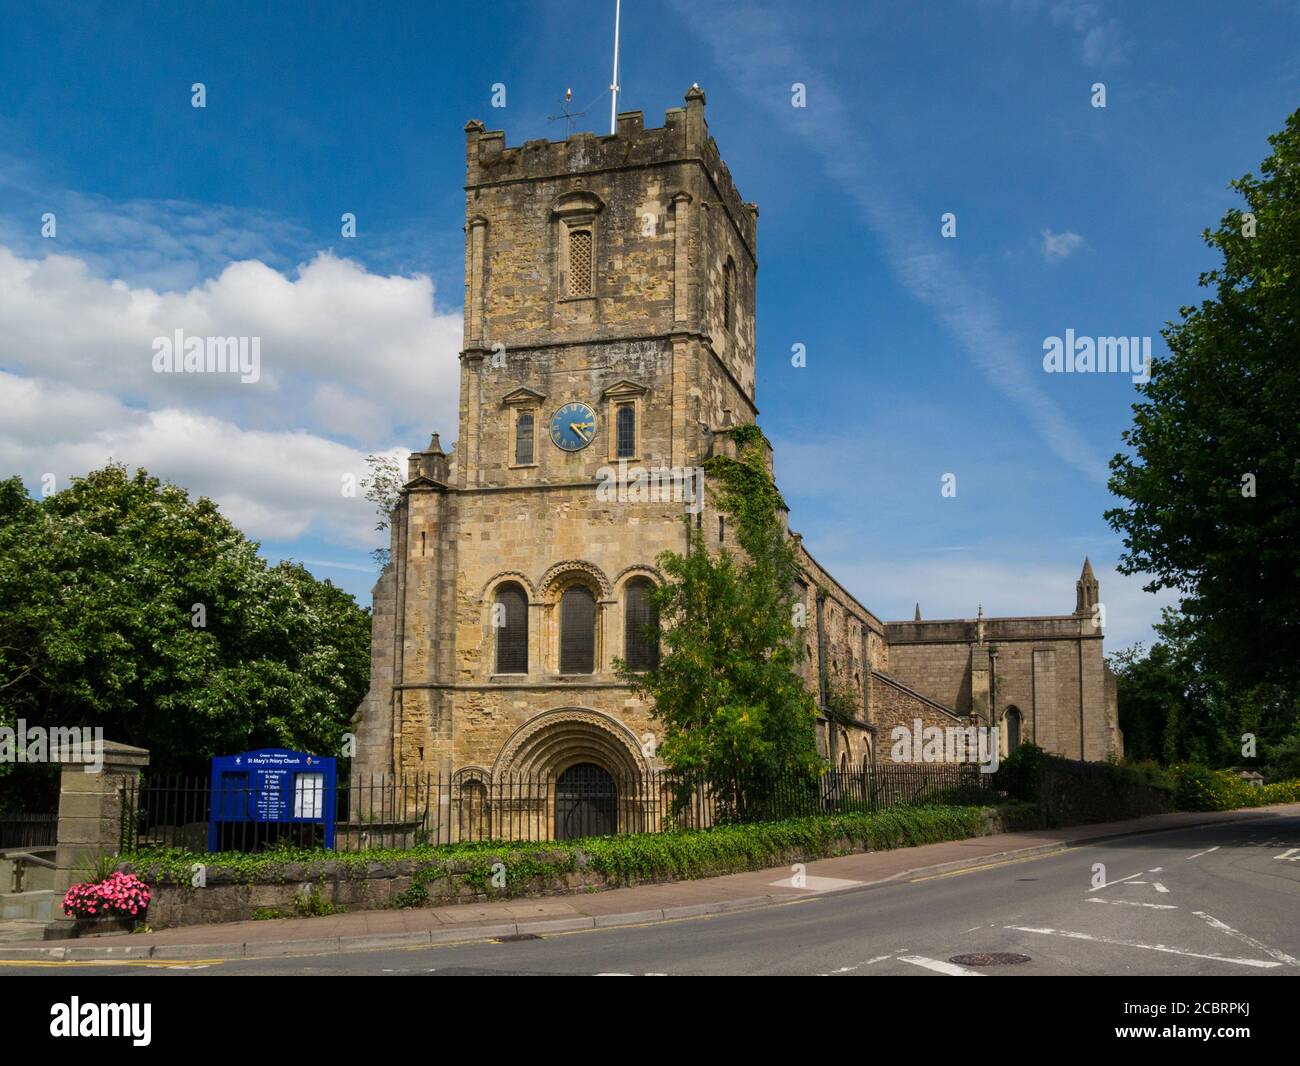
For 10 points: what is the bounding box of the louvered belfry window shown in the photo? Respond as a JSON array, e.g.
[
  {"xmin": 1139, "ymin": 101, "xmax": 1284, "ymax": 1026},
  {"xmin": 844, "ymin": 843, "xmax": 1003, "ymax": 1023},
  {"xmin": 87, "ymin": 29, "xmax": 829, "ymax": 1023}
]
[
  {"xmin": 616, "ymin": 404, "xmax": 635, "ymax": 459},
  {"xmin": 495, "ymin": 582, "xmax": 528, "ymax": 674},
  {"xmin": 569, "ymin": 229, "xmax": 593, "ymax": 296},
  {"xmin": 559, "ymin": 585, "xmax": 596, "ymax": 674},
  {"xmin": 515, "ymin": 411, "xmax": 534, "ymax": 465},
  {"xmin": 623, "ymin": 578, "xmax": 659, "ymax": 671}
]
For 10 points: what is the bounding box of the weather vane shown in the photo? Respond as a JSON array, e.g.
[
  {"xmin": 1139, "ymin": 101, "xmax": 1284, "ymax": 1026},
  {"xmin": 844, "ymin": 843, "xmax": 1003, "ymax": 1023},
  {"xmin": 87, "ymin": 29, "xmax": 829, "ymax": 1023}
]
[{"xmin": 547, "ymin": 88, "xmax": 588, "ymax": 137}]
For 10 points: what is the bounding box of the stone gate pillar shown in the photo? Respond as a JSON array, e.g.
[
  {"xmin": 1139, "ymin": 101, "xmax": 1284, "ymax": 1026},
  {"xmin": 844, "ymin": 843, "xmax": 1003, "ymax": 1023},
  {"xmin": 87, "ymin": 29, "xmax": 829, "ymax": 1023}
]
[{"xmin": 52, "ymin": 739, "xmax": 150, "ymax": 898}]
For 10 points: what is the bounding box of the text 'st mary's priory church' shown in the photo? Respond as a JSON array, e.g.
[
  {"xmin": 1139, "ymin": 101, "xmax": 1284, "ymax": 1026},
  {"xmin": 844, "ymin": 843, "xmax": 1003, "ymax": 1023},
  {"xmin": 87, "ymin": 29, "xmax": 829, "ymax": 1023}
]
[{"xmin": 350, "ymin": 88, "xmax": 1121, "ymax": 801}]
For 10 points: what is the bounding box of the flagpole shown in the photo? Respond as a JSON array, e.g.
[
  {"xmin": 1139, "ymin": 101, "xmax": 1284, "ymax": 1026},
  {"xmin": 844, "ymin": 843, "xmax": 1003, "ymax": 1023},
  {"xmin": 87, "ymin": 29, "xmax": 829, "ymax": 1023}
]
[{"xmin": 609, "ymin": 0, "xmax": 621, "ymax": 134}]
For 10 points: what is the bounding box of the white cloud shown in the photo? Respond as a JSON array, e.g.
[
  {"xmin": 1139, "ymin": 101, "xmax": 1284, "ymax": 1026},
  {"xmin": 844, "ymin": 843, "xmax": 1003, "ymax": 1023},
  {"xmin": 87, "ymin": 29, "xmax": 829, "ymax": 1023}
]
[
  {"xmin": 1040, "ymin": 228, "xmax": 1085, "ymax": 260},
  {"xmin": 0, "ymin": 371, "xmax": 406, "ymax": 546},
  {"xmin": 0, "ymin": 247, "xmax": 461, "ymax": 445},
  {"xmin": 0, "ymin": 243, "xmax": 456, "ymax": 548}
]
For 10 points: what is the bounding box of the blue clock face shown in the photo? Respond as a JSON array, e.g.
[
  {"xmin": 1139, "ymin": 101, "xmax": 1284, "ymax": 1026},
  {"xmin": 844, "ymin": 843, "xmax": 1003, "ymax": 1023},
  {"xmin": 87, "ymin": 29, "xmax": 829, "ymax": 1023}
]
[{"xmin": 549, "ymin": 401, "xmax": 597, "ymax": 452}]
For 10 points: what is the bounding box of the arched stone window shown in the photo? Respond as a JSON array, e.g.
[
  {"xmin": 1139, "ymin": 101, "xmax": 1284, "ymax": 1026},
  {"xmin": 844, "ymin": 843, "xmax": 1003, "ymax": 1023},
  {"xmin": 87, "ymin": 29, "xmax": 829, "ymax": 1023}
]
[
  {"xmin": 494, "ymin": 582, "xmax": 528, "ymax": 674},
  {"xmin": 559, "ymin": 585, "xmax": 597, "ymax": 674},
  {"xmin": 1006, "ymin": 706, "xmax": 1022, "ymax": 751},
  {"xmin": 623, "ymin": 578, "xmax": 659, "ymax": 671}
]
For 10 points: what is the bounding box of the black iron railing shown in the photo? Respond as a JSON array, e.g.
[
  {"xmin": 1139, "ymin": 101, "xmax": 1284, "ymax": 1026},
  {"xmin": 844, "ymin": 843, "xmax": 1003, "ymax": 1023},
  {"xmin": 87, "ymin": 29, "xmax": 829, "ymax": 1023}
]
[
  {"xmin": 119, "ymin": 762, "xmax": 996, "ymax": 854},
  {"xmin": 0, "ymin": 813, "xmax": 58, "ymax": 849}
]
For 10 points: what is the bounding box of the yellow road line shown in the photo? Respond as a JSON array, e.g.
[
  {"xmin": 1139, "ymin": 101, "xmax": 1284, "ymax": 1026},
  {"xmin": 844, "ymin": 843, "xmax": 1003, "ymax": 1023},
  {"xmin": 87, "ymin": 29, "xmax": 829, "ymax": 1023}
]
[{"xmin": 0, "ymin": 957, "xmax": 226, "ymax": 968}]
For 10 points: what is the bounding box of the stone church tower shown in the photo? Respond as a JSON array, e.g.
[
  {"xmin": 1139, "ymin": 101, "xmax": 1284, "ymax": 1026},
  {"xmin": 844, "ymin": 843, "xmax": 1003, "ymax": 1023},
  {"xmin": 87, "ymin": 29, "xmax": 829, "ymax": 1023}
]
[{"xmin": 351, "ymin": 89, "xmax": 1121, "ymax": 818}]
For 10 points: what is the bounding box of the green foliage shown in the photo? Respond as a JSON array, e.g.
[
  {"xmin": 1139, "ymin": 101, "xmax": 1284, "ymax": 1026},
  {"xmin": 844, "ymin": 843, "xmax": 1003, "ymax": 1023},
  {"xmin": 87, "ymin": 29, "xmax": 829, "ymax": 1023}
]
[
  {"xmin": 615, "ymin": 427, "xmax": 820, "ymax": 806},
  {"xmin": 824, "ymin": 675, "xmax": 861, "ymax": 727},
  {"xmin": 1172, "ymin": 764, "xmax": 1254, "ymax": 811},
  {"xmin": 389, "ymin": 882, "xmax": 430, "ymax": 909},
  {"xmin": 1263, "ymin": 731, "xmax": 1300, "ymax": 781},
  {"xmin": 0, "ymin": 465, "xmax": 372, "ymax": 779},
  {"xmin": 78, "ymin": 853, "xmax": 122, "ymax": 885},
  {"xmin": 291, "ymin": 884, "xmax": 344, "ymax": 917},
  {"xmin": 1168, "ymin": 764, "xmax": 1300, "ymax": 811},
  {"xmin": 361, "ymin": 453, "xmax": 403, "ymax": 569},
  {"xmin": 993, "ymin": 742, "xmax": 1046, "ymax": 802},
  {"xmin": 995, "ymin": 801, "xmax": 1044, "ymax": 832},
  {"xmin": 1107, "ymin": 633, "xmax": 1298, "ymax": 769},
  {"xmin": 124, "ymin": 805, "xmax": 996, "ymax": 902},
  {"xmin": 1105, "ymin": 109, "xmax": 1300, "ymax": 693}
]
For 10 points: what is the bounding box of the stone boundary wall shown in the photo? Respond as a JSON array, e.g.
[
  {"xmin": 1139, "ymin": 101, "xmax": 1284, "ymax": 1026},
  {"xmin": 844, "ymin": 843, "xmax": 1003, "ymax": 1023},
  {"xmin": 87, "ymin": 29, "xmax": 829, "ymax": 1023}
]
[
  {"xmin": 124, "ymin": 806, "xmax": 1024, "ymax": 930},
  {"xmin": 1039, "ymin": 755, "xmax": 1170, "ymax": 827}
]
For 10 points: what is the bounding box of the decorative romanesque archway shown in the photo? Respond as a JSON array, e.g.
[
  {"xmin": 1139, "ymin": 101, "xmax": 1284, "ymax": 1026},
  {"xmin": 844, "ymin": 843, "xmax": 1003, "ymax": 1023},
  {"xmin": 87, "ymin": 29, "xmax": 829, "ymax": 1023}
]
[{"xmin": 491, "ymin": 708, "xmax": 650, "ymax": 839}]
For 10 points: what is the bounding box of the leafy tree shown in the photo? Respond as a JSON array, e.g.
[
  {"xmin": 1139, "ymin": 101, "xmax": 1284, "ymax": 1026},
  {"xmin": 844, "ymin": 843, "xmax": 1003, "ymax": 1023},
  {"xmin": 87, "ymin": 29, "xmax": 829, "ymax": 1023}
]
[
  {"xmin": 0, "ymin": 465, "xmax": 371, "ymax": 801},
  {"xmin": 1106, "ymin": 109, "xmax": 1300, "ymax": 692},
  {"xmin": 362, "ymin": 453, "xmax": 404, "ymax": 569},
  {"xmin": 615, "ymin": 426, "xmax": 821, "ymax": 813},
  {"xmin": 1107, "ymin": 620, "xmax": 1299, "ymax": 770}
]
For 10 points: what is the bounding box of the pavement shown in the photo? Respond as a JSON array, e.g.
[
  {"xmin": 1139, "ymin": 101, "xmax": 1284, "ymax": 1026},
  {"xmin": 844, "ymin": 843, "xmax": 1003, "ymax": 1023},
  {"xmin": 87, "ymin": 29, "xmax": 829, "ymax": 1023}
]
[{"xmin": 2, "ymin": 802, "xmax": 1297, "ymax": 968}]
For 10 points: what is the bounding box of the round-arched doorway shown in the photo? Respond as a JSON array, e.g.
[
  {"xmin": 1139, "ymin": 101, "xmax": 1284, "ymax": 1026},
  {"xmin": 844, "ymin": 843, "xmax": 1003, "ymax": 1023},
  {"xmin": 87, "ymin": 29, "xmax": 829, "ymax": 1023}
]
[{"xmin": 555, "ymin": 762, "xmax": 618, "ymax": 840}]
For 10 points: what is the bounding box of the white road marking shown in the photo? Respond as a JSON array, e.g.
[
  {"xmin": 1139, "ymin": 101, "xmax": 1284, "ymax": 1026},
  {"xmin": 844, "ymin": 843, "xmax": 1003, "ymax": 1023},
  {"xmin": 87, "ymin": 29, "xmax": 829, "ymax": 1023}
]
[
  {"xmin": 822, "ymin": 952, "xmax": 901, "ymax": 975},
  {"xmin": 1085, "ymin": 898, "xmax": 1176, "ymax": 910},
  {"xmin": 898, "ymin": 955, "xmax": 985, "ymax": 976},
  {"xmin": 1153, "ymin": 882, "xmax": 1170, "ymax": 894},
  {"xmin": 1148, "ymin": 867, "xmax": 1163, "ymax": 873},
  {"xmin": 1088, "ymin": 871, "xmax": 1143, "ymax": 892},
  {"xmin": 1185, "ymin": 846, "xmax": 1220, "ymax": 860},
  {"xmin": 1192, "ymin": 912, "xmax": 1300, "ymax": 968},
  {"xmin": 1274, "ymin": 848, "xmax": 1300, "ymax": 861},
  {"xmin": 1004, "ymin": 926, "xmax": 1281, "ymax": 969}
]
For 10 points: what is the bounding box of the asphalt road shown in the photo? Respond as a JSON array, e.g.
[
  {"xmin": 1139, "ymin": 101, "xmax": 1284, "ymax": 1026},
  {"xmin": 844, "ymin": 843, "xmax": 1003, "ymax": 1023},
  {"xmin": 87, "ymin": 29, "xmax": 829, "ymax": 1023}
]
[{"xmin": 6, "ymin": 814, "xmax": 1299, "ymax": 977}]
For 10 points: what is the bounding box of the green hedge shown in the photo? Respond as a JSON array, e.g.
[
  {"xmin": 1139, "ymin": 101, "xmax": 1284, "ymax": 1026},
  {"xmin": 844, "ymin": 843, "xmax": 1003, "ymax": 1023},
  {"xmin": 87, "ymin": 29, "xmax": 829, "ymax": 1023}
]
[
  {"xmin": 1171, "ymin": 764, "xmax": 1300, "ymax": 811},
  {"xmin": 124, "ymin": 804, "xmax": 999, "ymax": 898}
]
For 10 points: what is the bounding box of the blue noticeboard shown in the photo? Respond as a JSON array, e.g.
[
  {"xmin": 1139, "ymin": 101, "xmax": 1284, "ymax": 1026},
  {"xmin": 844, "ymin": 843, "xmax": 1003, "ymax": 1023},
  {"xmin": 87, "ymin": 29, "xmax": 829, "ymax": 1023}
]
[{"xmin": 208, "ymin": 749, "xmax": 336, "ymax": 851}]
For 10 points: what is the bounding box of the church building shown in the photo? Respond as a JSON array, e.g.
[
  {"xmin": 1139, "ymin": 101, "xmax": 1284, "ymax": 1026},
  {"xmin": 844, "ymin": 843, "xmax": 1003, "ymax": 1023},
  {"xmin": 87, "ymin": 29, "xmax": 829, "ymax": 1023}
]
[{"xmin": 350, "ymin": 88, "xmax": 1122, "ymax": 822}]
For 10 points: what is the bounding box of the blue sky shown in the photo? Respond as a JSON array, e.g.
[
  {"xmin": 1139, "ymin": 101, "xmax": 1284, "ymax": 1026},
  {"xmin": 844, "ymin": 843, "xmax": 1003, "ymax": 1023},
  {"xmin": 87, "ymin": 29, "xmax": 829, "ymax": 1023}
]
[{"xmin": 1, "ymin": 0, "xmax": 1297, "ymax": 651}]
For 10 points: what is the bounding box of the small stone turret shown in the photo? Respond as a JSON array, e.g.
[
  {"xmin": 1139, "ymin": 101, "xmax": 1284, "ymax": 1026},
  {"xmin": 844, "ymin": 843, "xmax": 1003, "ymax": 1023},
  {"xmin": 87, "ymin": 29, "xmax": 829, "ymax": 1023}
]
[
  {"xmin": 1075, "ymin": 557, "xmax": 1100, "ymax": 617},
  {"xmin": 407, "ymin": 433, "xmax": 449, "ymax": 483}
]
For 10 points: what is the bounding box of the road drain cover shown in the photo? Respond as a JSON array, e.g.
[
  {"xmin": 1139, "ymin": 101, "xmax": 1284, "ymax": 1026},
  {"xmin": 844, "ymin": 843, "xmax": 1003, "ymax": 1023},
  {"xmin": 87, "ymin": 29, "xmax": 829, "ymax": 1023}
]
[
  {"xmin": 493, "ymin": 934, "xmax": 542, "ymax": 943},
  {"xmin": 949, "ymin": 952, "xmax": 1031, "ymax": 966}
]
